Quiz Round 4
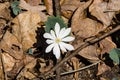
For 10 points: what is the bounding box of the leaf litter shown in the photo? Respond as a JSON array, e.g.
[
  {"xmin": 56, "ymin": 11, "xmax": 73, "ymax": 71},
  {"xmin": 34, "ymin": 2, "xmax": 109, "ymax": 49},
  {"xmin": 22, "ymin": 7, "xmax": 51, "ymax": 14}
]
[{"xmin": 0, "ymin": 0, "xmax": 120, "ymax": 80}]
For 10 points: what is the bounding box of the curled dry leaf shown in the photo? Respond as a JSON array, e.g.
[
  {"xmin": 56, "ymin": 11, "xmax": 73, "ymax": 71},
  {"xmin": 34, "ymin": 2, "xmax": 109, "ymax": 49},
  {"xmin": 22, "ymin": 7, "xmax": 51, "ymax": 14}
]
[
  {"xmin": 12, "ymin": 11, "xmax": 41, "ymax": 51},
  {"xmin": 61, "ymin": 0, "xmax": 81, "ymax": 19},
  {"xmin": 0, "ymin": 31, "xmax": 23, "ymax": 60},
  {"xmin": 71, "ymin": 0, "xmax": 102, "ymax": 62},
  {"xmin": 89, "ymin": 0, "xmax": 119, "ymax": 27},
  {"xmin": 71, "ymin": 0, "xmax": 103, "ymax": 38},
  {"xmin": 71, "ymin": 0, "xmax": 116, "ymax": 63}
]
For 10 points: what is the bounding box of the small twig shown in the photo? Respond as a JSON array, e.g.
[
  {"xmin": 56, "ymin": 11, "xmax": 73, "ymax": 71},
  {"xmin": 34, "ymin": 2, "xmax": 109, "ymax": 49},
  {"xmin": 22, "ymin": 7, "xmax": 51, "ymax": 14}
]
[
  {"xmin": 53, "ymin": 0, "xmax": 61, "ymax": 16},
  {"xmin": 50, "ymin": 60, "xmax": 101, "ymax": 77},
  {"xmin": 44, "ymin": 25, "xmax": 120, "ymax": 77},
  {"xmin": 104, "ymin": 10, "xmax": 118, "ymax": 13}
]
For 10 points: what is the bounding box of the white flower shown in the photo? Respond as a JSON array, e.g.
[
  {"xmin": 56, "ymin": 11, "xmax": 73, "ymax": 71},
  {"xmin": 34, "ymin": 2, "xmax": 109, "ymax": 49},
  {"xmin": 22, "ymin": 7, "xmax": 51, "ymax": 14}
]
[{"xmin": 43, "ymin": 22, "xmax": 75, "ymax": 59}]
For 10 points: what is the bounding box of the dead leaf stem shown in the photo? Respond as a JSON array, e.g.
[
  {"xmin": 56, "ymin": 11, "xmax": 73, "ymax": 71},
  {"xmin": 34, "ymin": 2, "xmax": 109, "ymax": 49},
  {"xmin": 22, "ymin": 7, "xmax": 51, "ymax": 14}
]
[{"xmin": 43, "ymin": 25, "xmax": 120, "ymax": 77}]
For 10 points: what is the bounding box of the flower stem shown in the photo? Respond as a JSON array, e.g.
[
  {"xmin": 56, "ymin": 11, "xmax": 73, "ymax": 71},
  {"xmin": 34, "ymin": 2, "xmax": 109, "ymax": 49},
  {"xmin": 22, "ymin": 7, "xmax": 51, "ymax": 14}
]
[{"xmin": 56, "ymin": 58, "xmax": 61, "ymax": 80}]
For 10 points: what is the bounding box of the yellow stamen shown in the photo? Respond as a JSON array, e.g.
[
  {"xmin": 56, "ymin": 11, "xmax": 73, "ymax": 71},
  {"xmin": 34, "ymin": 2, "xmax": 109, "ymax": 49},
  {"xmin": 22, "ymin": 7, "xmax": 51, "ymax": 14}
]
[{"xmin": 55, "ymin": 38, "xmax": 61, "ymax": 43}]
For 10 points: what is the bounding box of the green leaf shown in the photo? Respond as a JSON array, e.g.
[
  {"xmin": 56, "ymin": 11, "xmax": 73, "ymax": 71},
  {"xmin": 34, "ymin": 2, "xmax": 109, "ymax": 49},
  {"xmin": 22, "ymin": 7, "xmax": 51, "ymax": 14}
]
[
  {"xmin": 11, "ymin": 1, "xmax": 21, "ymax": 15},
  {"xmin": 13, "ymin": 7, "xmax": 21, "ymax": 15},
  {"xmin": 28, "ymin": 48, "xmax": 33, "ymax": 55},
  {"xmin": 45, "ymin": 16, "xmax": 67, "ymax": 33},
  {"xmin": 109, "ymin": 48, "xmax": 120, "ymax": 64},
  {"xmin": 11, "ymin": 1, "xmax": 20, "ymax": 8},
  {"xmin": 112, "ymin": 77, "xmax": 118, "ymax": 80}
]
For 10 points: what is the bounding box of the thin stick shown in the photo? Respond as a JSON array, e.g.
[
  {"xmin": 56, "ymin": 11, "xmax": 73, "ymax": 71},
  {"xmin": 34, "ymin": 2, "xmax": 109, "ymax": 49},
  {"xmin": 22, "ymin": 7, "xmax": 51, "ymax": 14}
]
[
  {"xmin": 50, "ymin": 60, "xmax": 101, "ymax": 77},
  {"xmin": 44, "ymin": 25, "xmax": 120, "ymax": 77},
  {"xmin": 53, "ymin": 0, "xmax": 61, "ymax": 16}
]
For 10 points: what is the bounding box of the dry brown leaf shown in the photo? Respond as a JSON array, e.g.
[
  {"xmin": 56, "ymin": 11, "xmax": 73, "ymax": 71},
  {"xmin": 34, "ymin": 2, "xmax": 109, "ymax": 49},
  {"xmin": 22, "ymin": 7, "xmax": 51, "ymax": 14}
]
[
  {"xmin": 71, "ymin": 0, "xmax": 102, "ymax": 62},
  {"xmin": 107, "ymin": 0, "xmax": 120, "ymax": 11},
  {"xmin": 61, "ymin": 0, "xmax": 81, "ymax": 19},
  {"xmin": 19, "ymin": 0, "xmax": 47, "ymax": 22},
  {"xmin": 24, "ymin": 0, "xmax": 42, "ymax": 6},
  {"xmin": 20, "ymin": 0, "xmax": 45, "ymax": 12},
  {"xmin": 12, "ymin": 11, "xmax": 41, "ymax": 51},
  {"xmin": 44, "ymin": 0, "xmax": 53, "ymax": 15},
  {"xmin": 0, "ymin": 2, "xmax": 11, "ymax": 38},
  {"xmin": 99, "ymin": 37, "xmax": 116, "ymax": 54},
  {"xmin": 0, "ymin": 2, "xmax": 10, "ymax": 20},
  {"xmin": 71, "ymin": 0, "xmax": 103, "ymax": 38},
  {"xmin": 89, "ymin": 0, "xmax": 115, "ymax": 27},
  {"xmin": 0, "ymin": 31, "xmax": 23, "ymax": 59},
  {"xmin": 97, "ymin": 62, "xmax": 111, "ymax": 75},
  {"xmin": 2, "ymin": 52, "xmax": 15, "ymax": 71},
  {"xmin": 79, "ymin": 45, "xmax": 100, "ymax": 63},
  {"xmin": 18, "ymin": 58, "xmax": 46, "ymax": 79}
]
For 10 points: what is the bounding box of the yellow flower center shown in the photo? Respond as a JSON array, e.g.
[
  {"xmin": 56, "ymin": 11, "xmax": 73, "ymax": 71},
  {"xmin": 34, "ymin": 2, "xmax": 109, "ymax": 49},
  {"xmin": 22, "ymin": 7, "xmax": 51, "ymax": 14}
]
[{"xmin": 55, "ymin": 38, "xmax": 61, "ymax": 43}]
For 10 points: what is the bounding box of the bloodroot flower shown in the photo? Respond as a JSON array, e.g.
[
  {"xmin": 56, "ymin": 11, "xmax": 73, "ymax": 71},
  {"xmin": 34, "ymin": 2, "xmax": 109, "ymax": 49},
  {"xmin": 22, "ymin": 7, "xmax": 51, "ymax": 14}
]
[{"xmin": 43, "ymin": 22, "xmax": 75, "ymax": 59}]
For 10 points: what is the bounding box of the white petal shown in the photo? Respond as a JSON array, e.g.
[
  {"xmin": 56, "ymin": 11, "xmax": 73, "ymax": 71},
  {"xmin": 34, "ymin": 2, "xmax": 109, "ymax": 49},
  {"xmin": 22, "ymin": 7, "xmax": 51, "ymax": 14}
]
[
  {"xmin": 50, "ymin": 30, "xmax": 56, "ymax": 38},
  {"xmin": 46, "ymin": 39, "xmax": 54, "ymax": 44},
  {"xmin": 62, "ymin": 36, "xmax": 75, "ymax": 42},
  {"xmin": 60, "ymin": 28, "xmax": 71, "ymax": 38},
  {"xmin": 58, "ymin": 27, "xmax": 66, "ymax": 38},
  {"xmin": 59, "ymin": 42, "xmax": 67, "ymax": 52},
  {"xmin": 45, "ymin": 43, "xmax": 55, "ymax": 53},
  {"xmin": 43, "ymin": 33, "xmax": 54, "ymax": 40},
  {"xmin": 53, "ymin": 43, "xmax": 60, "ymax": 59},
  {"xmin": 55, "ymin": 23, "xmax": 60, "ymax": 37},
  {"xmin": 60, "ymin": 42, "xmax": 74, "ymax": 51}
]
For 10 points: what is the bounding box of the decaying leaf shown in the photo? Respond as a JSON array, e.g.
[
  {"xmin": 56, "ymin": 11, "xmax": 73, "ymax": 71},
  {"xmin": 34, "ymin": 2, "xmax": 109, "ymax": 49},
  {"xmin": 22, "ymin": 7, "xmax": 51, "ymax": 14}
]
[
  {"xmin": 0, "ymin": 2, "xmax": 11, "ymax": 38},
  {"xmin": 99, "ymin": 37, "xmax": 116, "ymax": 54},
  {"xmin": 2, "ymin": 52, "xmax": 15, "ymax": 71},
  {"xmin": 89, "ymin": 0, "xmax": 120, "ymax": 27},
  {"xmin": 0, "ymin": 31, "xmax": 23, "ymax": 60},
  {"xmin": 11, "ymin": 11, "xmax": 41, "ymax": 51},
  {"xmin": 19, "ymin": 0, "xmax": 47, "ymax": 22},
  {"xmin": 44, "ymin": 0, "xmax": 53, "ymax": 15},
  {"xmin": 61, "ymin": 0, "xmax": 81, "ymax": 19},
  {"xmin": 97, "ymin": 62, "xmax": 111, "ymax": 75},
  {"xmin": 25, "ymin": 0, "xmax": 42, "ymax": 6},
  {"xmin": 71, "ymin": 0, "xmax": 103, "ymax": 38}
]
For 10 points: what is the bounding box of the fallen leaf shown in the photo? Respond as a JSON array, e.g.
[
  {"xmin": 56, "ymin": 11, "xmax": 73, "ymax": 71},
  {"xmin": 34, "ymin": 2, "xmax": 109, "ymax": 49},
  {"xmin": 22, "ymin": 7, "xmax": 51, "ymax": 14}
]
[
  {"xmin": 61, "ymin": 0, "xmax": 81, "ymax": 19},
  {"xmin": 11, "ymin": 11, "xmax": 41, "ymax": 51},
  {"xmin": 0, "ymin": 2, "xmax": 11, "ymax": 38},
  {"xmin": 0, "ymin": 31, "xmax": 23, "ymax": 59},
  {"xmin": 71, "ymin": 0, "xmax": 103, "ymax": 38},
  {"xmin": 19, "ymin": 0, "xmax": 47, "ymax": 22},
  {"xmin": 44, "ymin": 0, "xmax": 53, "ymax": 15},
  {"xmin": 2, "ymin": 52, "xmax": 15, "ymax": 71},
  {"xmin": 97, "ymin": 62, "xmax": 111, "ymax": 75},
  {"xmin": 99, "ymin": 37, "xmax": 116, "ymax": 54},
  {"xmin": 25, "ymin": 0, "xmax": 42, "ymax": 6},
  {"xmin": 89, "ymin": 0, "xmax": 116, "ymax": 27}
]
